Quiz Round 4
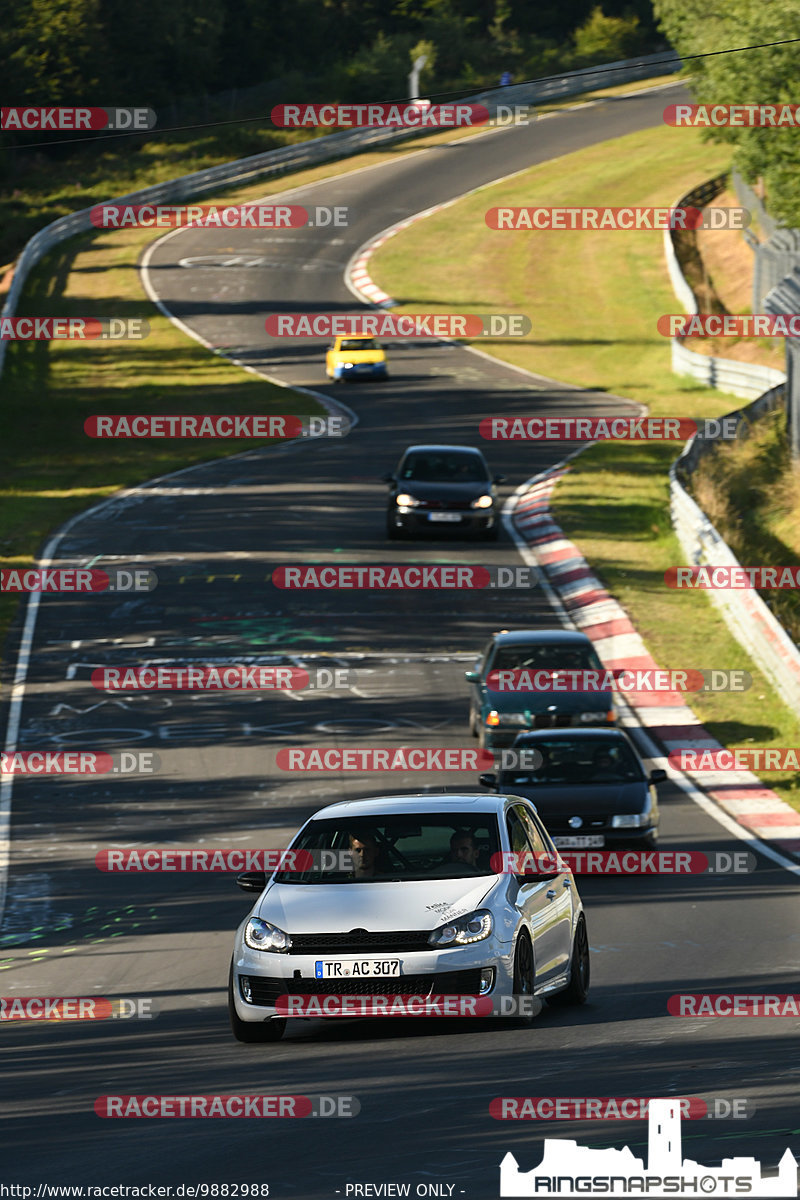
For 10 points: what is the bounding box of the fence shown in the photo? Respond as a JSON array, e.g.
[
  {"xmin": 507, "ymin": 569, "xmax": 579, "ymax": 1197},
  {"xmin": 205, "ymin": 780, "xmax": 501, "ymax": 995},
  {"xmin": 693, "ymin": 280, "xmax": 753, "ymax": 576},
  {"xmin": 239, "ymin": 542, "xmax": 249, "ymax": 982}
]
[{"xmin": 0, "ymin": 51, "xmax": 681, "ymax": 380}]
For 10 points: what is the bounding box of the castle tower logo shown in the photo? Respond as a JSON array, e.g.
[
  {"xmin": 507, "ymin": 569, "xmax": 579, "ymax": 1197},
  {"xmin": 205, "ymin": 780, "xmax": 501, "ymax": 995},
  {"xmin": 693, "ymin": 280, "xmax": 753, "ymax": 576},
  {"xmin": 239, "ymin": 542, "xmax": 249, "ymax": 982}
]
[{"xmin": 500, "ymin": 1098, "xmax": 797, "ymax": 1197}]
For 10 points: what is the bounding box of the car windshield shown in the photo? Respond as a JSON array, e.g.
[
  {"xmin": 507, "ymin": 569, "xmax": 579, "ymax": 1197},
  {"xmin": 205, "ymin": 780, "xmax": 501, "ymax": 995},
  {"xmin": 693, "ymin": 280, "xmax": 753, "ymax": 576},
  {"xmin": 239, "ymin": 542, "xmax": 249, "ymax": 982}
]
[
  {"xmin": 273, "ymin": 813, "xmax": 501, "ymax": 883},
  {"xmin": 501, "ymin": 737, "xmax": 644, "ymax": 785},
  {"xmin": 339, "ymin": 338, "xmax": 379, "ymax": 350},
  {"xmin": 489, "ymin": 644, "xmax": 601, "ymax": 672},
  {"xmin": 400, "ymin": 452, "xmax": 489, "ymax": 483}
]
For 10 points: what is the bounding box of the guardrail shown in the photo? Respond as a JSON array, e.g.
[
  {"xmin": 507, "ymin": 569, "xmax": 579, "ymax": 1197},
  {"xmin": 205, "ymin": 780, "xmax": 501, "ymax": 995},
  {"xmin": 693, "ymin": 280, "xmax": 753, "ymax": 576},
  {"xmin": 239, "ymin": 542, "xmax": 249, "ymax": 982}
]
[
  {"xmin": 764, "ymin": 266, "xmax": 800, "ymax": 460},
  {"xmin": 0, "ymin": 51, "xmax": 680, "ymax": 380},
  {"xmin": 663, "ymin": 174, "xmax": 787, "ymax": 400},
  {"xmin": 669, "ymin": 392, "xmax": 800, "ymax": 715}
]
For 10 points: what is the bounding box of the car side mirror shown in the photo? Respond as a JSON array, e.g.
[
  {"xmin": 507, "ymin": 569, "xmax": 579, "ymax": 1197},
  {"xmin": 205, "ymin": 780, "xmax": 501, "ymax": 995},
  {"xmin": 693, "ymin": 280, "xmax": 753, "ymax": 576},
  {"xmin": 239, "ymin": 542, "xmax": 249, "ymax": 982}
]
[
  {"xmin": 382, "ymin": 472, "xmax": 395, "ymax": 483},
  {"xmin": 479, "ymin": 772, "xmax": 497, "ymax": 788},
  {"xmin": 464, "ymin": 669, "xmax": 479, "ymax": 682},
  {"xmin": 649, "ymin": 768, "xmax": 667, "ymax": 784},
  {"xmin": 493, "ymin": 474, "xmax": 506, "ymax": 484},
  {"xmin": 236, "ymin": 871, "xmax": 266, "ymax": 893}
]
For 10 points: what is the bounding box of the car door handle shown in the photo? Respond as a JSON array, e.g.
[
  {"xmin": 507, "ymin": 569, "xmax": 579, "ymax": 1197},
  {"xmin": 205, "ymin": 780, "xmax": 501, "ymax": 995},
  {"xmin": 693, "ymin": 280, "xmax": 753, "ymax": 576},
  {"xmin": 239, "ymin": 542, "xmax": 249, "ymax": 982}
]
[
  {"xmin": 546, "ymin": 889, "xmax": 558, "ymax": 900},
  {"xmin": 563, "ymin": 878, "xmax": 571, "ymax": 887}
]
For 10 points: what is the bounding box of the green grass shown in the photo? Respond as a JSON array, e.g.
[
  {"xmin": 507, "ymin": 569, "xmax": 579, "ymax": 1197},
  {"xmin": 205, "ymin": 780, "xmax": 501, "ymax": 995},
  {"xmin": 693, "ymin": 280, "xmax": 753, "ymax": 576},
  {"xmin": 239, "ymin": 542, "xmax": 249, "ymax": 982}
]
[{"xmin": 368, "ymin": 123, "xmax": 800, "ymax": 811}]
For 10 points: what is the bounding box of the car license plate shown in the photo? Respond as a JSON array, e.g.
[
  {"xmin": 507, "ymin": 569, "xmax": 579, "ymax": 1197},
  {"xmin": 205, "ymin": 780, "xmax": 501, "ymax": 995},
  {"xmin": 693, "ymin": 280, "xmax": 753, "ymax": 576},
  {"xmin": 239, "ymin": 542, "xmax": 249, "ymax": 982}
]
[
  {"xmin": 314, "ymin": 959, "xmax": 402, "ymax": 979},
  {"xmin": 428, "ymin": 512, "xmax": 462, "ymax": 522},
  {"xmin": 552, "ymin": 835, "xmax": 605, "ymax": 848}
]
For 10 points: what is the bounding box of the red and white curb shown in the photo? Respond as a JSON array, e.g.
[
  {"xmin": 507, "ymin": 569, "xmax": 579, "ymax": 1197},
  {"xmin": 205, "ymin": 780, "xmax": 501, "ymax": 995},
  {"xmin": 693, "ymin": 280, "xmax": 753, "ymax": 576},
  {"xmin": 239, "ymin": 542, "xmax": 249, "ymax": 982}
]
[
  {"xmin": 515, "ymin": 467, "xmax": 800, "ymax": 860},
  {"xmin": 345, "ymin": 200, "xmax": 456, "ymax": 308}
]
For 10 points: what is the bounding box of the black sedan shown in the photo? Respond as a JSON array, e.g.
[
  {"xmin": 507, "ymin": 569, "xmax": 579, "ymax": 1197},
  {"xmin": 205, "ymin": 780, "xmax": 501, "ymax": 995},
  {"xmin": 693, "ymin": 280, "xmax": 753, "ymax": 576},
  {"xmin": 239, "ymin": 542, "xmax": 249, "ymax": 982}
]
[
  {"xmin": 383, "ymin": 444, "xmax": 504, "ymax": 540},
  {"xmin": 478, "ymin": 727, "xmax": 665, "ymax": 849}
]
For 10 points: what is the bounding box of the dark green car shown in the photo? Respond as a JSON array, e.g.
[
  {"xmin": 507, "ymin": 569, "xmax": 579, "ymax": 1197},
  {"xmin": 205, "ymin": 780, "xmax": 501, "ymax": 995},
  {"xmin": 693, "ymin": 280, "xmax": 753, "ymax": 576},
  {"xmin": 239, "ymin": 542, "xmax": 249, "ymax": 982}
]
[{"xmin": 466, "ymin": 629, "xmax": 618, "ymax": 750}]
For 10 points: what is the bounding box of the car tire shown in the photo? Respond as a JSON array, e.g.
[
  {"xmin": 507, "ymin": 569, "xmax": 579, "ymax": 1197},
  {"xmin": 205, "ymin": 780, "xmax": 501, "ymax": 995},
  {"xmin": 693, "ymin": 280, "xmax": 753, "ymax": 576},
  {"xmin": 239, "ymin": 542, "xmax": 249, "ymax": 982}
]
[
  {"xmin": 481, "ymin": 523, "xmax": 499, "ymax": 541},
  {"xmin": 228, "ymin": 963, "xmax": 286, "ymax": 1043},
  {"xmin": 547, "ymin": 915, "xmax": 590, "ymax": 1007},
  {"xmin": 386, "ymin": 517, "xmax": 402, "ymax": 540},
  {"xmin": 511, "ymin": 931, "xmax": 538, "ymax": 1025}
]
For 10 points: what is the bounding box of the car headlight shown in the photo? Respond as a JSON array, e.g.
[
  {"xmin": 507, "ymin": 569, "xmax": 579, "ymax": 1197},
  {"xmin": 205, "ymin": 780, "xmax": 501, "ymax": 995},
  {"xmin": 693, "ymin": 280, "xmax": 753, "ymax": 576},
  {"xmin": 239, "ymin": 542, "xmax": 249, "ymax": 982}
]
[
  {"xmin": 244, "ymin": 918, "xmax": 291, "ymax": 953},
  {"xmin": 428, "ymin": 909, "xmax": 493, "ymax": 947},
  {"xmin": 611, "ymin": 813, "xmax": 650, "ymax": 828},
  {"xmin": 470, "ymin": 494, "xmax": 494, "ymax": 509},
  {"xmin": 343, "ymin": 362, "xmax": 354, "ymax": 369},
  {"xmin": 395, "ymin": 493, "xmax": 420, "ymax": 507},
  {"xmin": 579, "ymin": 710, "xmax": 617, "ymax": 724}
]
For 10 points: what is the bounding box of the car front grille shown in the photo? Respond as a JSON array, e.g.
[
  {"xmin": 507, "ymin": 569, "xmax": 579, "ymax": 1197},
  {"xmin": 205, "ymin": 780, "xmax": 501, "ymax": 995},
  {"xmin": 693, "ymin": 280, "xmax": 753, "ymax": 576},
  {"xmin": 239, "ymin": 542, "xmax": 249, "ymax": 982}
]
[
  {"xmin": 531, "ymin": 712, "xmax": 575, "ymax": 728},
  {"xmin": 544, "ymin": 815, "xmax": 609, "ymax": 832},
  {"xmin": 288, "ymin": 931, "xmax": 434, "ymax": 955},
  {"xmin": 243, "ymin": 969, "xmax": 484, "ymax": 1006}
]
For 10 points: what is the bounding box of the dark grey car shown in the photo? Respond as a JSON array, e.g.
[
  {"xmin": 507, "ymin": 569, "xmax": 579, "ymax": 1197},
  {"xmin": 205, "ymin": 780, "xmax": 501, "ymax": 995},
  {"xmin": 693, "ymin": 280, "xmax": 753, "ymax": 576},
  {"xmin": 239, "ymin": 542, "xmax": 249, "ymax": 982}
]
[
  {"xmin": 478, "ymin": 727, "xmax": 665, "ymax": 849},
  {"xmin": 384, "ymin": 444, "xmax": 504, "ymax": 540}
]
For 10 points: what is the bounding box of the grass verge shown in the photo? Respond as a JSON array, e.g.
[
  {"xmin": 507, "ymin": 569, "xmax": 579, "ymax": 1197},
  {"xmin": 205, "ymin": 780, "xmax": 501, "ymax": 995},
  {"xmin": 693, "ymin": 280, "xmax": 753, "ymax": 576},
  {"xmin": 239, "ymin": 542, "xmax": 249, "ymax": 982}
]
[{"xmin": 368, "ymin": 123, "xmax": 800, "ymax": 810}]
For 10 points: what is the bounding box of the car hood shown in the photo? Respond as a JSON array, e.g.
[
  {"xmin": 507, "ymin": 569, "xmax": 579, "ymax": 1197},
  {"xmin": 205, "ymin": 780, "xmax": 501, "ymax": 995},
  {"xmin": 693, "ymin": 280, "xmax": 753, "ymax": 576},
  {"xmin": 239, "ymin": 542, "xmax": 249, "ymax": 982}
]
[
  {"xmin": 500, "ymin": 780, "xmax": 648, "ymax": 815},
  {"xmin": 333, "ymin": 349, "xmax": 385, "ymax": 363},
  {"xmin": 257, "ymin": 876, "xmax": 498, "ymax": 932},
  {"xmin": 399, "ymin": 481, "xmax": 491, "ymax": 502},
  {"xmin": 487, "ymin": 691, "xmax": 612, "ymax": 714}
]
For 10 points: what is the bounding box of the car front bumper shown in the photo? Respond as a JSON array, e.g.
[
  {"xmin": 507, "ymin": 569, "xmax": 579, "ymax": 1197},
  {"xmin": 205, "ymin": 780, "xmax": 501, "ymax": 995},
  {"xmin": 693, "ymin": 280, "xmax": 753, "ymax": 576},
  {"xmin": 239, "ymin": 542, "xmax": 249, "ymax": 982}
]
[
  {"xmin": 389, "ymin": 508, "xmax": 497, "ymax": 534},
  {"xmin": 231, "ymin": 939, "xmax": 515, "ymax": 1023}
]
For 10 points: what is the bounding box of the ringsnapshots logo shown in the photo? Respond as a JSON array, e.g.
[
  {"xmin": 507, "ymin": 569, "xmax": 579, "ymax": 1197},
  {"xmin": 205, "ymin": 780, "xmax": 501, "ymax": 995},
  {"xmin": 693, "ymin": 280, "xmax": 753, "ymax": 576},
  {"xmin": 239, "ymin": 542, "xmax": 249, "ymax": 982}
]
[
  {"xmin": 265, "ymin": 313, "xmax": 530, "ymax": 338},
  {"xmin": 499, "ymin": 1098, "xmax": 797, "ymax": 1197},
  {"xmin": 1, "ymin": 107, "xmax": 156, "ymax": 131},
  {"xmin": 84, "ymin": 415, "xmax": 344, "ymax": 439},
  {"xmin": 485, "ymin": 207, "xmax": 749, "ymax": 231}
]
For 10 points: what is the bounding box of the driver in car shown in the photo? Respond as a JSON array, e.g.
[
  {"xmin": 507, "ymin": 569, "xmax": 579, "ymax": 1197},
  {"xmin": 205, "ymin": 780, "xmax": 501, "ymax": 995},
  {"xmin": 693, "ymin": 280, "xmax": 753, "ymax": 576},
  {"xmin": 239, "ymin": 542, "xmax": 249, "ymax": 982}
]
[{"xmin": 449, "ymin": 831, "xmax": 480, "ymax": 867}]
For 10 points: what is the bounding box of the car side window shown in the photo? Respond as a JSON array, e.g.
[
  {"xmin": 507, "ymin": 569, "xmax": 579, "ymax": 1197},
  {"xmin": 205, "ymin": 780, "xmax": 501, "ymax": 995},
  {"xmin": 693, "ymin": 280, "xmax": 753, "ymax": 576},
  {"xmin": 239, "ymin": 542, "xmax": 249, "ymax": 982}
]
[
  {"xmin": 506, "ymin": 807, "xmax": 534, "ymax": 856},
  {"xmin": 481, "ymin": 640, "xmax": 496, "ymax": 676},
  {"xmin": 517, "ymin": 806, "xmax": 549, "ymax": 857}
]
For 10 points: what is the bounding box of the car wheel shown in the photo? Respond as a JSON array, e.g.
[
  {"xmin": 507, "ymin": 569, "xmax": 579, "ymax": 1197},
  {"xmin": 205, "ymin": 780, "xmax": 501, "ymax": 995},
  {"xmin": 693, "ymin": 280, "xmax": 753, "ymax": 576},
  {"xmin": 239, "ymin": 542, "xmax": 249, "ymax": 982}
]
[
  {"xmin": 511, "ymin": 931, "xmax": 538, "ymax": 1025},
  {"xmin": 228, "ymin": 963, "xmax": 286, "ymax": 1042},
  {"xmin": 469, "ymin": 705, "xmax": 479, "ymax": 737},
  {"xmin": 481, "ymin": 523, "xmax": 499, "ymax": 541},
  {"xmin": 643, "ymin": 832, "xmax": 658, "ymax": 850},
  {"xmin": 548, "ymin": 915, "xmax": 590, "ymax": 1007},
  {"xmin": 386, "ymin": 516, "xmax": 402, "ymax": 540}
]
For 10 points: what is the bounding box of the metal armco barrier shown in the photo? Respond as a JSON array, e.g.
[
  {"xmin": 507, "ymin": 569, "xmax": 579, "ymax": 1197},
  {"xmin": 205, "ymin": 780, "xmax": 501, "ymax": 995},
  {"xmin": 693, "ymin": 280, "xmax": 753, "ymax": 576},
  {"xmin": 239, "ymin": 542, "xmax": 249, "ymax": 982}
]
[
  {"xmin": 663, "ymin": 173, "xmax": 787, "ymax": 401},
  {"xmin": 670, "ymin": 407, "xmax": 800, "ymax": 715},
  {"xmin": 764, "ymin": 266, "xmax": 800, "ymax": 461},
  {"xmin": 0, "ymin": 51, "xmax": 680, "ymax": 379}
]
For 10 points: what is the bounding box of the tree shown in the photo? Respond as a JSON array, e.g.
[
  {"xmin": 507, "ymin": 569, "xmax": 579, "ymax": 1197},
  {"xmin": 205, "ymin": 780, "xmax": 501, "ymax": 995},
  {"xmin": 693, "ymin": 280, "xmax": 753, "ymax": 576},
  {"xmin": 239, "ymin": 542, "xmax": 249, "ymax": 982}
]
[{"xmin": 653, "ymin": 0, "xmax": 800, "ymax": 226}]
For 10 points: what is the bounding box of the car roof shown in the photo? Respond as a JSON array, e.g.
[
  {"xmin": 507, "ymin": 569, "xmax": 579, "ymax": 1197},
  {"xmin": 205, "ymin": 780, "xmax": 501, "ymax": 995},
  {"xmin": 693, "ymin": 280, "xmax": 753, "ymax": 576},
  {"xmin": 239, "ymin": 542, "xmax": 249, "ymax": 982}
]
[
  {"xmin": 400, "ymin": 444, "xmax": 485, "ymax": 457},
  {"xmin": 310, "ymin": 792, "xmax": 516, "ymax": 820},
  {"xmin": 489, "ymin": 629, "xmax": 593, "ymax": 646},
  {"xmin": 513, "ymin": 727, "xmax": 636, "ymax": 744}
]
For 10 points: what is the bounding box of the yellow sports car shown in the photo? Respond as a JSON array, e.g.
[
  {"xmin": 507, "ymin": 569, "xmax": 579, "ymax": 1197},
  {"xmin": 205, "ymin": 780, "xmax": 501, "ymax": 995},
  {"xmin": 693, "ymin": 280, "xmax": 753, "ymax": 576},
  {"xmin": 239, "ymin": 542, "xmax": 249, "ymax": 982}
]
[{"xmin": 325, "ymin": 335, "xmax": 388, "ymax": 381}]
